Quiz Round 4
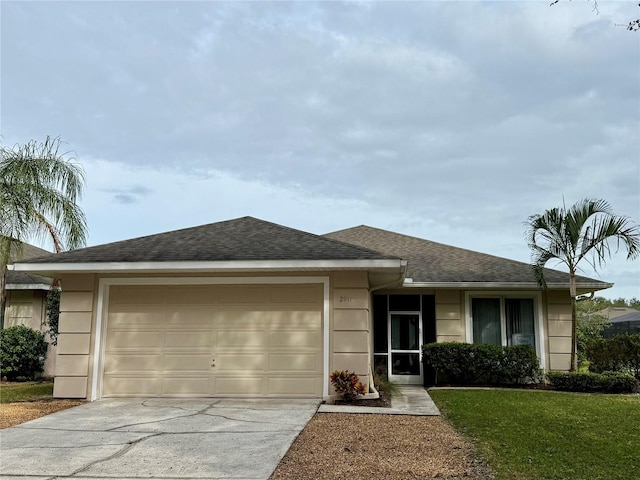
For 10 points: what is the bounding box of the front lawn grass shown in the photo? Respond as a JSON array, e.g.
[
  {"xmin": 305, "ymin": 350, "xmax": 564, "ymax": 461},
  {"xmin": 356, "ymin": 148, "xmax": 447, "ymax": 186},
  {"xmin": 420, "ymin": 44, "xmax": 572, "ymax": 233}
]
[
  {"xmin": 0, "ymin": 381, "xmax": 54, "ymax": 403},
  {"xmin": 430, "ymin": 389, "xmax": 640, "ymax": 480}
]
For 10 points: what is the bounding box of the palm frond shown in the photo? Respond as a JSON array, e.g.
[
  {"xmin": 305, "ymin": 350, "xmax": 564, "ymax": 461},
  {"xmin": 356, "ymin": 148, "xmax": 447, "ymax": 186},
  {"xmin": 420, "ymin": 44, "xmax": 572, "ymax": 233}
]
[
  {"xmin": 0, "ymin": 136, "xmax": 88, "ymax": 253},
  {"xmin": 526, "ymin": 198, "xmax": 640, "ymax": 292}
]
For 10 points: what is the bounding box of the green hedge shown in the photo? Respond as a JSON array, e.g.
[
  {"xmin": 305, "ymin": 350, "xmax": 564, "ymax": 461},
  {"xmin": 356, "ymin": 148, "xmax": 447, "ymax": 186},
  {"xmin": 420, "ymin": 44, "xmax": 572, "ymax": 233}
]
[
  {"xmin": 586, "ymin": 333, "xmax": 640, "ymax": 380},
  {"xmin": 546, "ymin": 371, "xmax": 638, "ymax": 394},
  {"xmin": 421, "ymin": 342, "xmax": 541, "ymax": 386},
  {"xmin": 0, "ymin": 325, "xmax": 48, "ymax": 381}
]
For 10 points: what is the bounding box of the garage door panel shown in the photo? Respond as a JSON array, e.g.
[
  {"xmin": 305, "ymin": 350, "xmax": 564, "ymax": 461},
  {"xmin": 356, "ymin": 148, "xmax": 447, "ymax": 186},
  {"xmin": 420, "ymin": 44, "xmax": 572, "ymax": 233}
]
[
  {"xmin": 165, "ymin": 330, "xmax": 214, "ymax": 348},
  {"xmin": 270, "ymin": 311, "xmax": 321, "ymax": 329},
  {"xmin": 108, "ymin": 309, "xmax": 165, "ymax": 326},
  {"xmin": 216, "ymin": 309, "xmax": 267, "ymax": 328},
  {"xmin": 216, "ymin": 353, "xmax": 266, "ymax": 372},
  {"xmin": 217, "ymin": 330, "xmax": 266, "ymax": 348},
  {"xmin": 165, "ymin": 285, "xmax": 219, "ymax": 304},
  {"xmin": 270, "ymin": 285, "xmax": 322, "ymax": 304},
  {"xmin": 270, "ymin": 331, "xmax": 321, "ymax": 348},
  {"xmin": 215, "ymin": 377, "xmax": 265, "ymax": 396},
  {"xmin": 103, "ymin": 376, "xmax": 160, "ymax": 396},
  {"xmin": 110, "ymin": 286, "xmax": 167, "ymax": 305},
  {"xmin": 163, "ymin": 354, "xmax": 212, "ymax": 372},
  {"xmin": 162, "ymin": 377, "xmax": 211, "ymax": 395},
  {"xmin": 166, "ymin": 307, "xmax": 214, "ymax": 325},
  {"xmin": 104, "ymin": 354, "xmax": 161, "ymax": 373},
  {"xmin": 269, "ymin": 353, "xmax": 320, "ymax": 372},
  {"xmin": 216, "ymin": 286, "xmax": 269, "ymax": 304},
  {"xmin": 107, "ymin": 330, "xmax": 164, "ymax": 349}
]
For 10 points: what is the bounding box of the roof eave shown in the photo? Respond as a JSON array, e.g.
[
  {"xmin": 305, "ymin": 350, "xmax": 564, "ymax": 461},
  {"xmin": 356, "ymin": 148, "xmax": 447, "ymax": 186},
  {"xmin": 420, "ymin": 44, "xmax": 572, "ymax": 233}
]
[
  {"xmin": 5, "ymin": 283, "xmax": 52, "ymax": 291},
  {"xmin": 402, "ymin": 281, "xmax": 613, "ymax": 292},
  {"xmin": 10, "ymin": 259, "xmax": 405, "ymax": 275}
]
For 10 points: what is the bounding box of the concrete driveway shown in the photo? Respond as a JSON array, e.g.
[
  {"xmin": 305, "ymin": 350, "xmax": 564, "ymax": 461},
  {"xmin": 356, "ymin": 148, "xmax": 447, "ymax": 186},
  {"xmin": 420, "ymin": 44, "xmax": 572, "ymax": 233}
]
[{"xmin": 0, "ymin": 397, "xmax": 319, "ymax": 480}]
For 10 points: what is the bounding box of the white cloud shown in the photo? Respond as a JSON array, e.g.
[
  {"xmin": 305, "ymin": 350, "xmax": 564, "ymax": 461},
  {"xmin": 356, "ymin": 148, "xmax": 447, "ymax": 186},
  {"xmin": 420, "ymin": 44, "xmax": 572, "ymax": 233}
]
[{"xmin": 2, "ymin": 1, "xmax": 638, "ymax": 300}]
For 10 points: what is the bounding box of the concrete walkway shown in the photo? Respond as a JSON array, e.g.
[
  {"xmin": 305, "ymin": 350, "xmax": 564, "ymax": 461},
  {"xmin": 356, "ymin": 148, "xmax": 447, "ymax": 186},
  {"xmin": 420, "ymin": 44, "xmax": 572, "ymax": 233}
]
[
  {"xmin": 318, "ymin": 385, "xmax": 440, "ymax": 415},
  {"xmin": 0, "ymin": 398, "xmax": 319, "ymax": 480}
]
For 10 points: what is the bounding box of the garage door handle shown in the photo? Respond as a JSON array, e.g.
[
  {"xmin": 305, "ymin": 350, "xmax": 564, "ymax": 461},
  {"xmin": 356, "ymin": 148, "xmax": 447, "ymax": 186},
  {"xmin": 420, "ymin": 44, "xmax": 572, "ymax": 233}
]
[{"xmin": 211, "ymin": 359, "xmax": 216, "ymax": 367}]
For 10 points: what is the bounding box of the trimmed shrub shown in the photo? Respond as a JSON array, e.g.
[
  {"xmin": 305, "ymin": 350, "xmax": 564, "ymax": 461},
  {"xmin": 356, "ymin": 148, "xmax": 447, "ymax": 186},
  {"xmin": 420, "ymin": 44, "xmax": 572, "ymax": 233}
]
[
  {"xmin": 0, "ymin": 325, "xmax": 48, "ymax": 380},
  {"xmin": 586, "ymin": 333, "xmax": 640, "ymax": 380},
  {"xmin": 546, "ymin": 371, "xmax": 638, "ymax": 394},
  {"xmin": 330, "ymin": 370, "xmax": 367, "ymax": 402},
  {"xmin": 501, "ymin": 344, "xmax": 542, "ymax": 384},
  {"xmin": 421, "ymin": 342, "xmax": 541, "ymax": 386}
]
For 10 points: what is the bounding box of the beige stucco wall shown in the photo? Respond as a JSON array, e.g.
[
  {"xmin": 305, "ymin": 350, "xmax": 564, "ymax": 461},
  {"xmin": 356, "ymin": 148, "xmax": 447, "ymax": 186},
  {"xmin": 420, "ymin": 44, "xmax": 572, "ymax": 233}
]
[
  {"xmin": 54, "ymin": 274, "xmax": 96, "ymax": 398},
  {"xmin": 4, "ymin": 289, "xmax": 57, "ymax": 377},
  {"xmin": 544, "ymin": 290, "xmax": 572, "ymax": 371},
  {"xmin": 330, "ymin": 271, "xmax": 371, "ymax": 391}
]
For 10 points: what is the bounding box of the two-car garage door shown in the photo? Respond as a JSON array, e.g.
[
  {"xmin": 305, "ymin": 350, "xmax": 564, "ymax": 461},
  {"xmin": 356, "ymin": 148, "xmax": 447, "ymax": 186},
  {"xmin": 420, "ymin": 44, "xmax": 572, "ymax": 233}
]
[{"xmin": 102, "ymin": 283, "xmax": 323, "ymax": 397}]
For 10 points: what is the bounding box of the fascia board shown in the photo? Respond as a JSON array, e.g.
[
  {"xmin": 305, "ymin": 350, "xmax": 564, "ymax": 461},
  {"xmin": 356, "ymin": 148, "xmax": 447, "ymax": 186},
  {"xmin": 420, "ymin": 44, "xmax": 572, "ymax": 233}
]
[
  {"xmin": 402, "ymin": 281, "xmax": 613, "ymax": 290},
  {"xmin": 5, "ymin": 283, "xmax": 51, "ymax": 291},
  {"xmin": 10, "ymin": 259, "xmax": 404, "ymax": 274}
]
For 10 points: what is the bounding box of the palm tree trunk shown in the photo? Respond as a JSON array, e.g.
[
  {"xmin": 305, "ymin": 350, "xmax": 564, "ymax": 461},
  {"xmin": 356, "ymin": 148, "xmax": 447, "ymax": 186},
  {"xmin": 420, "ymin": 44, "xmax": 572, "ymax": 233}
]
[
  {"xmin": 570, "ymin": 270, "xmax": 577, "ymax": 372},
  {"xmin": 0, "ymin": 266, "xmax": 7, "ymax": 329}
]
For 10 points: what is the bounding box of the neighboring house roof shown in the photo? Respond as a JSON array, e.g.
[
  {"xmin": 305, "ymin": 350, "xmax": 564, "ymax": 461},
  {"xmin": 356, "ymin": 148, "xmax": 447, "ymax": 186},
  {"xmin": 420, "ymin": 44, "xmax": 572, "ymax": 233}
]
[
  {"xmin": 596, "ymin": 307, "xmax": 639, "ymax": 320},
  {"xmin": 324, "ymin": 225, "xmax": 611, "ymax": 290},
  {"xmin": 13, "ymin": 217, "xmax": 402, "ymax": 275},
  {"xmin": 4, "ymin": 239, "xmax": 53, "ymax": 290},
  {"xmin": 605, "ymin": 310, "xmax": 640, "ymax": 324}
]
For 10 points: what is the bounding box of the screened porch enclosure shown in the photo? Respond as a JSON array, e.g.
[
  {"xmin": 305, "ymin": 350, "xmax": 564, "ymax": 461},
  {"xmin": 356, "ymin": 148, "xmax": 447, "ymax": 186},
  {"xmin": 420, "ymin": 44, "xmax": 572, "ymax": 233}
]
[{"xmin": 372, "ymin": 294, "xmax": 436, "ymax": 385}]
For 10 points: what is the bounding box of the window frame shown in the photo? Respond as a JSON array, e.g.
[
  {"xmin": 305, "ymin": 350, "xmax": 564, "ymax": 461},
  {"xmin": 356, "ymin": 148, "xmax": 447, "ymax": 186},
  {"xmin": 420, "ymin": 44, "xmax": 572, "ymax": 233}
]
[{"xmin": 464, "ymin": 291, "xmax": 546, "ymax": 370}]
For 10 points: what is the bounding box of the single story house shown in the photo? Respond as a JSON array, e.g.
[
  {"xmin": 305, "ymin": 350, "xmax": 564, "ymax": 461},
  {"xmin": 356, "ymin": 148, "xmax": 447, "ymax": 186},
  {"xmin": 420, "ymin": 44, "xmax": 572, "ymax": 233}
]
[
  {"xmin": 10, "ymin": 217, "xmax": 611, "ymax": 400},
  {"xmin": 3, "ymin": 241, "xmax": 56, "ymax": 376}
]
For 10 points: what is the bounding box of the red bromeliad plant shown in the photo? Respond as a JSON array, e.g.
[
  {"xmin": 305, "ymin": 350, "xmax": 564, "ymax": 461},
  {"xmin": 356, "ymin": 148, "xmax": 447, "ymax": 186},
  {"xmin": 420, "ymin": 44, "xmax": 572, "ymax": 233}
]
[{"xmin": 330, "ymin": 370, "xmax": 367, "ymax": 402}]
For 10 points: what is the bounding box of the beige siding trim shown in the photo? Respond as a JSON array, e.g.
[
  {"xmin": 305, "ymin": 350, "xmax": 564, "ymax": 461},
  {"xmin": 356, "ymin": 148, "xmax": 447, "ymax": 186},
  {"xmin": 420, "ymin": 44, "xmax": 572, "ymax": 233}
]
[
  {"xmin": 331, "ymin": 272, "xmax": 371, "ymax": 390},
  {"xmin": 55, "ymin": 282, "xmax": 95, "ymax": 398},
  {"xmin": 435, "ymin": 290, "xmax": 464, "ymax": 342},
  {"xmin": 91, "ymin": 276, "xmax": 331, "ymax": 401},
  {"xmin": 545, "ymin": 290, "xmax": 572, "ymax": 371}
]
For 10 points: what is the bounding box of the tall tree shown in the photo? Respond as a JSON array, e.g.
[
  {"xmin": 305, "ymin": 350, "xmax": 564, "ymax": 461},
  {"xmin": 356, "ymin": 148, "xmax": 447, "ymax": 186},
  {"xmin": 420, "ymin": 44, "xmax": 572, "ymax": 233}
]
[
  {"xmin": 526, "ymin": 198, "xmax": 640, "ymax": 371},
  {"xmin": 0, "ymin": 136, "xmax": 88, "ymax": 309}
]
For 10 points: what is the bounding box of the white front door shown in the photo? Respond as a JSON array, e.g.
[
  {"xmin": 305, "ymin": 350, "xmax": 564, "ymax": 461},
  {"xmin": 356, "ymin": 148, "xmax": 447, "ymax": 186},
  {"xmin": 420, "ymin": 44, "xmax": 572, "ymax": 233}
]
[{"xmin": 388, "ymin": 312, "xmax": 422, "ymax": 385}]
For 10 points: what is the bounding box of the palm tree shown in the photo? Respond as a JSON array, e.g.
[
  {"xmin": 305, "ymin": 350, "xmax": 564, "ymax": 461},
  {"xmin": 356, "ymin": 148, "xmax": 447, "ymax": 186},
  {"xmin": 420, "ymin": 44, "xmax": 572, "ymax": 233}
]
[
  {"xmin": 526, "ymin": 198, "xmax": 640, "ymax": 371},
  {"xmin": 0, "ymin": 136, "xmax": 88, "ymax": 309}
]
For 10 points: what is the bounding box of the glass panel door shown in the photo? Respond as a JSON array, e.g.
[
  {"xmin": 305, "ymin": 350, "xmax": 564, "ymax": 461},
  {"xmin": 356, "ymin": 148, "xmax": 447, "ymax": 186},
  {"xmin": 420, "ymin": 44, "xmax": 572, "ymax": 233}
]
[{"xmin": 388, "ymin": 313, "xmax": 422, "ymax": 384}]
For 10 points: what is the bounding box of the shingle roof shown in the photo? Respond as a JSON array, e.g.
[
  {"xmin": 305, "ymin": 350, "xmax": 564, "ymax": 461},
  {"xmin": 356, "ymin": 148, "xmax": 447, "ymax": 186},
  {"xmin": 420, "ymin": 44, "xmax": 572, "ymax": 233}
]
[
  {"xmin": 7, "ymin": 240, "xmax": 51, "ymax": 263},
  {"xmin": 324, "ymin": 225, "xmax": 610, "ymax": 288},
  {"xmin": 5, "ymin": 239, "xmax": 53, "ymax": 288},
  {"xmin": 608, "ymin": 310, "xmax": 640, "ymax": 324},
  {"xmin": 18, "ymin": 217, "xmax": 397, "ymax": 264},
  {"xmin": 596, "ymin": 307, "xmax": 639, "ymax": 320}
]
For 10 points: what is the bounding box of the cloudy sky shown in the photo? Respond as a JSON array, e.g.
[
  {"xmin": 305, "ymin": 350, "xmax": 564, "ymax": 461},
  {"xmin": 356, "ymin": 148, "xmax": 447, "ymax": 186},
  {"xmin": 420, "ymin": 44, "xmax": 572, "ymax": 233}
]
[{"xmin": 2, "ymin": 1, "xmax": 639, "ymax": 299}]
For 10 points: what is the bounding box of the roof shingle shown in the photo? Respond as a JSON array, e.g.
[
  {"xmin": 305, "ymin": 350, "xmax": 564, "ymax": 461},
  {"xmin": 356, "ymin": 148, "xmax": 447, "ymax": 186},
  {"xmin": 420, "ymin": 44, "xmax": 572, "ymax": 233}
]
[
  {"xmin": 18, "ymin": 217, "xmax": 397, "ymax": 264},
  {"xmin": 324, "ymin": 225, "xmax": 609, "ymax": 288}
]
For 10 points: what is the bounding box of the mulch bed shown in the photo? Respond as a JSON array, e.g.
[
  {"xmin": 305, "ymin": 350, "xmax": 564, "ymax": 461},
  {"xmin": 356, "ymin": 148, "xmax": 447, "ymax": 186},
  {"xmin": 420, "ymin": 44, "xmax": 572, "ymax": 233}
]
[
  {"xmin": 0, "ymin": 399, "xmax": 84, "ymax": 429},
  {"xmin": 271, "ymin": 413, "xmax": 493, "ymax": 480}
]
